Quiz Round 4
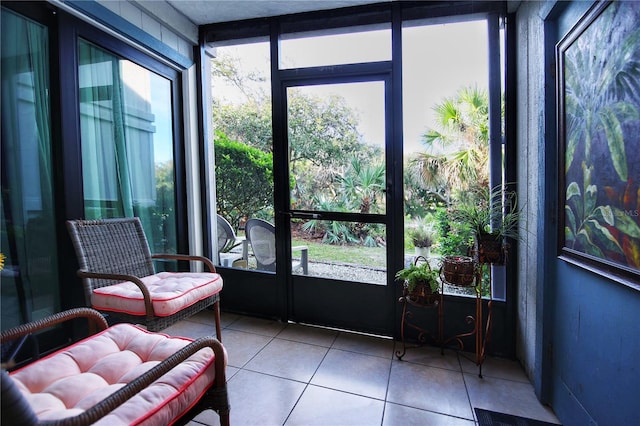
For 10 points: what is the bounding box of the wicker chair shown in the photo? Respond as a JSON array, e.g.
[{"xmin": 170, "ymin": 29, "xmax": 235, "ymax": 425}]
[
  {"xmin": 0, "ymin": 308, "xmax": 229, "ymax": 425},
  {"xmin": 66, "ymin": 217, "xmax": 222, "ymax": 340}
]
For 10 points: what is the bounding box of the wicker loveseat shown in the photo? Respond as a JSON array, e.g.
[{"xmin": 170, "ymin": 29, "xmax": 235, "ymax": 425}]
[{"xmin": 0, "ymin": 308, "xmax": 229, "ymax": 425}]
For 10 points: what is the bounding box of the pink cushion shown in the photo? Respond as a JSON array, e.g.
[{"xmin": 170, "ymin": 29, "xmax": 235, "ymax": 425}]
[
  {"xmin": 91, "ymin": 272, "xmax": 223, "ymax": 316},
  {"xmin": 10, "ymin": 323, "xmax": 222, "ymax": 425}
]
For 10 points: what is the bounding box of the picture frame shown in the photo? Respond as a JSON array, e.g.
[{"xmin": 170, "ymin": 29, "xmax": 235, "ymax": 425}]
[{"xmin": 557, "ymin": 0, "xmax": 640, "ymax": 287}]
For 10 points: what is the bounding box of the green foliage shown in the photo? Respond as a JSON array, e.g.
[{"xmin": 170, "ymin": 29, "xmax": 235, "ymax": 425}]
[
  {"xmin": 432, "ymin": 208, "xmax": 473, "ymax": 256},
  {"xmin": 408, "ymin": 216, "xmax": 437, "ymax": 248},
  {"xmin": 214, "ymin": 101, "xmax": 273, "ymax": 153},
  {"xmin": 452, "ymin": 185, "xmax": 522, "ymax": 241},
  {"xmin": 565, "ymin": 163, "xmax": 640, "ymax": 260},
  {"xmin": 412, "ymin": 85, "xmax": 490, "ymax": 202},
  {"xmin": 395, "ymin": 262, "xmax": 439, "ymax": 293},
  {"xmin": 214, "ymin": 131, "xmax": 273, "ymax": 229}
]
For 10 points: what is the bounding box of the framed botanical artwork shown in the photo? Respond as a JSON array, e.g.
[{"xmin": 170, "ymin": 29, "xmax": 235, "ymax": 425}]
[{"xmin": 557, "ymin": 0, "xmax": 640, "ymax": 287}]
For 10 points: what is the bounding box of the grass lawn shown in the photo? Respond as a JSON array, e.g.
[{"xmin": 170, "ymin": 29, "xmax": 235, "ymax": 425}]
[{"xmin": 292, "ymin": 238, "xmax": 386, "ymax": 267}]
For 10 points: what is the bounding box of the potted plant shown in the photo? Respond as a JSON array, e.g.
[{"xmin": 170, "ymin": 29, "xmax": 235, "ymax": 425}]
[
  {"xmin": 452, "ymin": 185, "xmax": 522, "ymax": 264},
  {"xmin": 441, "ymin": 255, "xmax": 476, "ymax": 287},
  {"xmin": 408, "ymin": 217, "xmax": 437, "ymax": 258},
  {"xmin": 395, "ymin": 257, "xmax": 440, "ymax": 305}
]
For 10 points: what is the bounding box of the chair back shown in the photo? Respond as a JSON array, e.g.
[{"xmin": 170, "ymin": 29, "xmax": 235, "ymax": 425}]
[
  {"xmin": 216, "ymin": 215, "xmax": 236, "ymax": 253},
  {"xmin": 67, "ymin": 218, "xmax": 155, "ymax": 303},
  {"xmin": 245, "ymin": 218, "xmax": 276, "ymax": 271}
]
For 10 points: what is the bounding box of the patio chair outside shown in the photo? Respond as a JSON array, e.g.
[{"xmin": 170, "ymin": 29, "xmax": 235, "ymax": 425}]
[
  {"xmin": 245, "ymin": 218, "xmax": 308, "ymax": 274},
  {"xmin": 216, "ymin": 214, "xmax": 244, "ymax": 267},
  {"xmin": 66, "ymin": 217, "xmax": 223, "ymax": 340}
]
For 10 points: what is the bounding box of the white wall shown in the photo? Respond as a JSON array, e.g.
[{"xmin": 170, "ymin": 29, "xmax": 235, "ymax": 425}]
[
  {"xmin": 96, "ymin": 0, "xmax": 198, "ymax": 60},
  {"xmin": 514, "ymin": 0, "xmax": 546, "ymax": 382}
]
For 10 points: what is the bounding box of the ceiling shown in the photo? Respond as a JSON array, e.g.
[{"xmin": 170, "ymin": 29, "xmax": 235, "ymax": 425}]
[{"xmin": 165, "ymin": 0, "xmax": 392, "ymax": 25}]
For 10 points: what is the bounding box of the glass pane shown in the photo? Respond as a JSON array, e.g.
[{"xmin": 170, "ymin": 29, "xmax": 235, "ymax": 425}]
[
  {"xmin": 1, "ymin": 9, "xmax": 60, "ymax": 328},
  {"xmin": 210, "ymin": 39, "xmax": 273, "ymax": 268},
  {"xmin": 78, "ymin": 39, "xmax": 177, "ymax": 254},
  {"xmin": 288, "ymin": 82, "xmax": 386, "ymax": 214},
  {"xmin": 401, "ymin": 20, "xmax": 491, "ymax": 298},
  {"xmin": 280, "ymin": 25, "xmax": 391, "ymax": 69},
  {"xmin": 291, "ymin": 219, "xmax": 386, "ymax": 285}
]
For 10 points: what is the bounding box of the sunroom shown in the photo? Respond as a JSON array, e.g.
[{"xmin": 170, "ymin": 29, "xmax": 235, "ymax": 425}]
[{"xmin": 1, "ymin": 1, "xmax": 638, "ymax": 425}]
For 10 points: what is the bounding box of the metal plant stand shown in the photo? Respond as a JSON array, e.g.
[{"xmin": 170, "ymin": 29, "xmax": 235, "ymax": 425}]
[
  {"xmin": 395, "ymin": 279, "xmax": 444, "ymax": 360},
  {"xmin": 440, "ymin": 256, "xmax": 493, "ymax": 378},
  {"xmin": 395, "ymin": 254, "xmax": 495, "ymax": 377}
]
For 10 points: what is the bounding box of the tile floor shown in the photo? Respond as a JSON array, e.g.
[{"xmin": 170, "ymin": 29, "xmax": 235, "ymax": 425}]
[{"xmin": 163, "ymin": 310, "xmax": 560, "ymax": 426}]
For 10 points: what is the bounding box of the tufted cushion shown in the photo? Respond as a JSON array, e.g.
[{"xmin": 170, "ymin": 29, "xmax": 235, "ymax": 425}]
[
  {"xmin": 91, "ymin": 272, "xmax": 222, "ymax": 316},
  {"xmin": 9, "ymin": 324, "xmax": 221, "ymax": 425}
]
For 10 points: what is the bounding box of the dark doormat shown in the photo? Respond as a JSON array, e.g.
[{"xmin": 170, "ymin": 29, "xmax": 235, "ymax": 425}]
[{"xmin": 475, "ymin": 408, "xmax": 560, "ymax": 426}]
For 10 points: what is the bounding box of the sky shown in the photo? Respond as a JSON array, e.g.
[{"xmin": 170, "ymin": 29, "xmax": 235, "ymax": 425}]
[{"xmin": 212, "ymin": 19, "xmax": 490, "ymax": 156}]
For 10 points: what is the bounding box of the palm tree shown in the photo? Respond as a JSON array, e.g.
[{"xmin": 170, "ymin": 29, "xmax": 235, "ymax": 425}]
[
  {"xmin": 412, "ymin": 86, "xmax": 490, "ymax": 203},
  {"xmin": 337, "ymin": 158, "xmax": 386, "ymax": 215}
]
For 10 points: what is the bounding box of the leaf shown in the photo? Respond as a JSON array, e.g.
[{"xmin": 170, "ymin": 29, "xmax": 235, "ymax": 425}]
[
  {"xmin": 576, "ymin": 228, "xmax": 604, "ymax": 258},
  {"xmin": 622, "ymin": 236, "xmax": 640, "ymax": 269},
  {"xmin": 566, "ymin": 181, "xmax": 583, "ymax": 221},
  {"xmin": 585, "ymin": 184, "xmax": 598, "ymax": 217},
  {"xmin": 594, "ymin": 205, "xmax": 615, "ymax": 226},
  {"xmin": 565, "ymin": 226, "xmax": 575, "ymax": 245},
  {"xmin": 566, "ymin": 181, "xmax": 581, "ymax": 200},
  {"xmin": 565, "ymin": 205, "xmax": 577, "ymax": 234},
  {"xmin": 598, "ymin": 108, "xmax": 628, "ymax": 181},
  {"xmin": 585, "ymin": 219, "xmax": 624, "ymax": 254},
  {"xmin": 612, "ymin": 207, "xmax": 640, "ymax": 238}
]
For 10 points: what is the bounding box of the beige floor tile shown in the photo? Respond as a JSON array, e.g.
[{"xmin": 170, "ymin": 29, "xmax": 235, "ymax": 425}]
[
  {"xmin": 226, "ymin": 315, "xmax": 287, "ymax": 337},
  {"xmin": 383, "ymin": 402, "xmax": 475, "ymax": 426},
  {"xmin": 277, "ymin": 322, "xmax": 338, "ymax": 347},
  {"xmin": 219, "ymin": 328, "xmax": 272, "ymax": 368},
  {"xmin": 244, "ymin": 338, "xmax": 329, "ymax": 382},
  {"xmin": 460, "ymin": 352, "xmax": 530, "ymax": 382},
  {"xmin": 332, "ymin": 330, "xmax": 395, "ymax": 359},
  {"xmin": 227, "ymin": 369, "xmax": 306, "ymax": 426},
  {"xmin": 285, "ymin": 385, "xmax": 385, "ymax": 426},
  {"xmin": 395, "ymin": 343, "xmax": 462, "ymax": 371},
  {"xmin": 465, "ymin": 373, "xmax": 560, "ymax": 424},
  {"xmin": 163, "ymin": 318, "xmax": 218, "ymax": 339},
  {"xmin": 311, "ymin": 348, "xmax": 392, "ymax": 399},
  {"xmin": 387, "ymin": 361, "xmax": 474, "ymax": 420}
]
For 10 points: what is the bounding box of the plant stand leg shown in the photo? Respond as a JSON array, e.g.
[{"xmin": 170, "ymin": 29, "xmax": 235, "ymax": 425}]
[{"xmin": 396, "ymin": 297, "xmax": 408, "ymax": 360}]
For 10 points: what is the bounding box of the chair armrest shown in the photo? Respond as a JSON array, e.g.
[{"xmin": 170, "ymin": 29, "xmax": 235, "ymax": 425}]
[
  {"xmin": 152, "ymin": 254, "xmax": 216, "ymax": 273},
  {"xmin": 1, "ymin": 308, "xmax": 108, "ymax": 344},
  {"xmin": 60, "ymin": 336, "xmax": 227, "ymax": 426},
  {"xmin": 76, "ymin": 271, "xmax": 155, "ymax": 319}
]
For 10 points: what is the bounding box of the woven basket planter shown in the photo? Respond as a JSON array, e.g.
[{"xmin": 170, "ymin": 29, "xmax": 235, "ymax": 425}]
[
  {"xmin": 475, "ymin": 234, "xmax": 506, "ymax": 265},
  {"xmin": 397, "ymin": 255, "xmax": 439, "ymax": 306},
  {"xmin": 405, "ymin": 281, "xmax": 439, "ymax": 306},
  {"xmin": 441, "ymin": 255, "xmax": 476, "ymax": 287}
]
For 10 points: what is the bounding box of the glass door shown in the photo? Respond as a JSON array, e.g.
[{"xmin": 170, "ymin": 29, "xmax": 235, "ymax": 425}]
[{"xmin": 283, "ymin": 79, "xmax": 392, "ymax": 334}]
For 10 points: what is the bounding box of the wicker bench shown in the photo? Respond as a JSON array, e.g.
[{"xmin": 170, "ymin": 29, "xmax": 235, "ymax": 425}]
[{"xmin": 0, "ymin": 308, "xmax": 229, "ymax": 425}]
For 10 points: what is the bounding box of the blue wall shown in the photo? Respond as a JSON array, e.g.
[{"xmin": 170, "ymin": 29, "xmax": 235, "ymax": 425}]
[
  {"xmin": 545, "ymin": 2, "xmax": 640, "ymax": 424},
  {"xmin": 551, "ymin": 262, "xmax": 640, "ymax": 425}
]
